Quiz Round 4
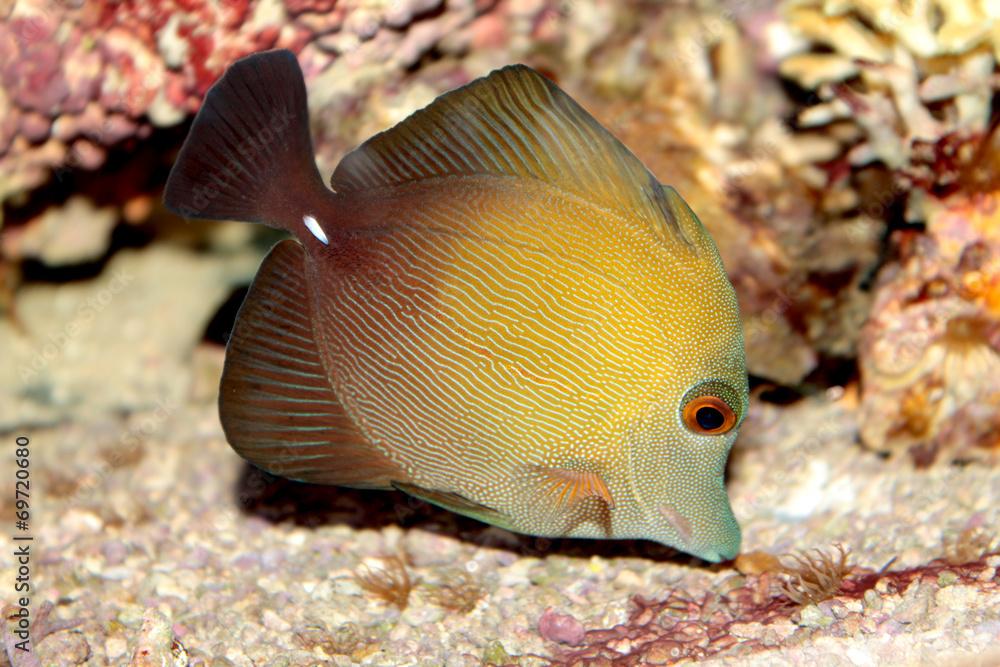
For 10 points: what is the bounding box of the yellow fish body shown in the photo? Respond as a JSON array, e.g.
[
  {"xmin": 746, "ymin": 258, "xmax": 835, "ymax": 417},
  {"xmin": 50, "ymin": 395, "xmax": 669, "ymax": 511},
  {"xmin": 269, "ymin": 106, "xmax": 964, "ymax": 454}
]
[{"xmin": 164, "ymin": 50, "xmax": 748, "ymax": 562}]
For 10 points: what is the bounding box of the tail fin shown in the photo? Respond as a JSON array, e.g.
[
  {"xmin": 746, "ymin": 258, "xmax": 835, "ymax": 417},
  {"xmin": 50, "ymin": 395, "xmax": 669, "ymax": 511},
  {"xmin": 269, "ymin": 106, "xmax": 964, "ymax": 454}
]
[{"xmin": 163, "ymin": 49, "xmax": 328, "ymax": 230}]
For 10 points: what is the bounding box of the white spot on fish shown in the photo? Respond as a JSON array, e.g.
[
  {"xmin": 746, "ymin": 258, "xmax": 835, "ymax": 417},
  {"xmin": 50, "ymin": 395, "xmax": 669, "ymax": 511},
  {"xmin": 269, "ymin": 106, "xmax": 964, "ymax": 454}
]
[{"xmin": 303, "ymin": 214, "xmax": 328, "ymax": 244}]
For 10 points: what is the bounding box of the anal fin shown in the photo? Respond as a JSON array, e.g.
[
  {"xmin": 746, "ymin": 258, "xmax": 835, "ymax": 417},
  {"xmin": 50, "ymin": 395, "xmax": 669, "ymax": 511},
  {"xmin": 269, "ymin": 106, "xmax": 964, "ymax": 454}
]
[
  {"xmin": 220, "ymin": 239, "xmax": 402, "ymax": 488},
  {"xmin": 391, "ymin": 481, "xmax": 517, "ymax": 532}
]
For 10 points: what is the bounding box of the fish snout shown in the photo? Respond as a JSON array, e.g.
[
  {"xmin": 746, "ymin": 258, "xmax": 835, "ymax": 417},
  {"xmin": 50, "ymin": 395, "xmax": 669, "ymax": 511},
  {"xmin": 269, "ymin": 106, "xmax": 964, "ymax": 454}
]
[
  {"xmin": 657, "ymin": 499, "xmax": 741, "ymax": 563},
  {"xmin": 696, "ymin": 536, "xmax": 741, "ymax": 564}
]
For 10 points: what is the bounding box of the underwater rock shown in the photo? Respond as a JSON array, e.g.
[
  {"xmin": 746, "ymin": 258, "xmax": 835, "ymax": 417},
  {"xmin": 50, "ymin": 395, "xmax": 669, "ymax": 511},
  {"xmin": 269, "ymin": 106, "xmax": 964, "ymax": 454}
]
[
  {"xmin": 4, "ymin": 195, "xmax": 117, "ymax": 266},
  {"xmin": 0, "ymin": 0, "xmax": 512, "ymax": 207},
  {"xmin": 859, "ymin": 189, "xmax": 1000, "ymax": 465},
  {"xmin": 774, "ymin": 0, "xmax": 1000, "ymax": 460},
  {"xmin": 0, "ymin": 243, "xmax": 258, "ymax": 430},
  {"xmin": 128, "ymin": 609, "xmax": 187, "ymax": 667},
  {"xmin": 538, "ymin": 607, "xmax": 586, "ymax": 645}
]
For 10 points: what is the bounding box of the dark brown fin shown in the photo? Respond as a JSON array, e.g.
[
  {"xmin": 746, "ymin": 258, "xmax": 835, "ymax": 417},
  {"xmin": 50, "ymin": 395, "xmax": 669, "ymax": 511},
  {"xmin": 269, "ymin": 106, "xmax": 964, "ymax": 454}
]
[
  {"xmin": 330, "ymin": 64, "xmax": 691, "ymax": 245},
  {"xmin": 220, "ymin": 239, "xmax": 403, "ymax": 488},
  {"xmin": 163, "ymin": 49, "xmax": 330, "ymax": 236},
  {"xmin": 391, "ymin": 482, "xmax": 518, "ymax": 532}
]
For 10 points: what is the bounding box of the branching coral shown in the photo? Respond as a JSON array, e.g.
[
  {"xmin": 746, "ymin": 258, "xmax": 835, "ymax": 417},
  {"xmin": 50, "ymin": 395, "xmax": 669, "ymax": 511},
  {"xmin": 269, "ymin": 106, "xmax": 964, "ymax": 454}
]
[{"xmin": 779, "ymin": 0, "xmax": 999, "ymax": 181}]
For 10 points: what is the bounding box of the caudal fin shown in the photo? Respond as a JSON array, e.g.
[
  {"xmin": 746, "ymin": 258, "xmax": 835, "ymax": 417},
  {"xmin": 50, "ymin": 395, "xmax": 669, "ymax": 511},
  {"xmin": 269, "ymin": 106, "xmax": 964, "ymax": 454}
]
[{"xmin": 163, "ymin": 49, "xmax": 327, "ymax": 230}]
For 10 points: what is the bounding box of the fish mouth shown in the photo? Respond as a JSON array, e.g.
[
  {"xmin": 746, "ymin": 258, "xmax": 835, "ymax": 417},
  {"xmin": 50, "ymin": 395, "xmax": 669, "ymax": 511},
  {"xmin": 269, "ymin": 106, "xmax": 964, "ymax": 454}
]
[
  {"xmin": 697, "ymin": 540, "xmax": 740, "ymax": 563},
  {"xmin": 695, "ymin": 548, "xmax": 733, "ymax": 564}
]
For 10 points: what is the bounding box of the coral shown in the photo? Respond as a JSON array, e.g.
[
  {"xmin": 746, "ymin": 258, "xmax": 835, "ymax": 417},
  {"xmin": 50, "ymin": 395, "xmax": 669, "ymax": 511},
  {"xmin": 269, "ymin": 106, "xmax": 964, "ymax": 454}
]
[
  {"xmin": 858, "ymin": 189, "xmax": 1000, "ymax": 463},
  {"xmin": 773, "ymin": 0, "xmax": 1000, "ymax": 459},
  {"xmin": 943, "ymin": 525, "xmax": 998, "ymax": 565},
  {"xmin": 0, "ymin": 0, "xmax": 519, "ymax": 217},
  {"xmin": 776, "ymin": 544, "xmax": 853, "ymax": 606},
  {"xmin": 424, "ymin": 570, "xmax": 486, "ymax": 615},
  {"xmin": 354, "ymin": 556, "xmax": 416, "ymax": 610},
  {"xmin": 779, "ymin": 0, "xmax": 998, "ymax": 180}
]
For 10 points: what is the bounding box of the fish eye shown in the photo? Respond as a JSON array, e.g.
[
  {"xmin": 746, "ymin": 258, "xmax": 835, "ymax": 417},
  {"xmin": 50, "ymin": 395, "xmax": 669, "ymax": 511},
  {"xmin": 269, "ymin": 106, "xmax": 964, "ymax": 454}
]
[{"xmin": 682, "ymin": 395, "xmax": 737, "ymax": 435}]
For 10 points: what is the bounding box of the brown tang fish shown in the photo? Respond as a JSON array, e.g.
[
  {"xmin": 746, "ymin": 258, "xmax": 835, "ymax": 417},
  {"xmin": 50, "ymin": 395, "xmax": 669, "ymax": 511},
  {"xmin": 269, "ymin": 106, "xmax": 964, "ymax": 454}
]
[{"xmin": 164, "ymin": 49, "xmax": 749, "ymax": 562}]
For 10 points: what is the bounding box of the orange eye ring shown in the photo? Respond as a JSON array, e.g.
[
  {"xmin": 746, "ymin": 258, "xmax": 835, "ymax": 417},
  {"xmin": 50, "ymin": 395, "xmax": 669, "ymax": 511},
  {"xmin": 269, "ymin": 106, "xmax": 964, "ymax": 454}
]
[{"xmin": 682, "ymin": 395, "xmax": 737, "ymax": 435}]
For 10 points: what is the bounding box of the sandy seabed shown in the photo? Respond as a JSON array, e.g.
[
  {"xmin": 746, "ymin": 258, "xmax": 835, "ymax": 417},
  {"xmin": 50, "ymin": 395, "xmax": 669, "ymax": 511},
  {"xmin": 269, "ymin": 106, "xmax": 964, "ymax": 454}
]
[{"xmin": 4, "ymin": 373, "xmax": 998, "ymax": 666}]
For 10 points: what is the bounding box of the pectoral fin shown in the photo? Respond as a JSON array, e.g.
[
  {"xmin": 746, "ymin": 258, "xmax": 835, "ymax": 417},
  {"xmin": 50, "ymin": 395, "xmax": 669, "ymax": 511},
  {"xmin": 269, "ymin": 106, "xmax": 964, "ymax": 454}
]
[
  {"xmin": 391, "ymin": 481, "xmax": 517, "ymax": 532},
  {"xmin": 531, "ymin": 466, "xmax": 616, "ymax": 509}
]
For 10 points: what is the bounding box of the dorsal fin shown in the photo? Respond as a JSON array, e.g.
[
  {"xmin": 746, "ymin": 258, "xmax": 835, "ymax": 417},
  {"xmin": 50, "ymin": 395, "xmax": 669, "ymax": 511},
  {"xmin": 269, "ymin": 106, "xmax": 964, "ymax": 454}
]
[{"xmin": 330, "ymin": 65, "xmax": 687, "ymax": 244}]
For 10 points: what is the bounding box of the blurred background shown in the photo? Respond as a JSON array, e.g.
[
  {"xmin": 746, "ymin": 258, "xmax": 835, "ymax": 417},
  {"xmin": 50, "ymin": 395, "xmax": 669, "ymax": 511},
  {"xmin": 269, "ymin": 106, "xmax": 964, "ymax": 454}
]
[{"xmin": 1, "ymin": 0, "xmax": 999, "ymax": 665}]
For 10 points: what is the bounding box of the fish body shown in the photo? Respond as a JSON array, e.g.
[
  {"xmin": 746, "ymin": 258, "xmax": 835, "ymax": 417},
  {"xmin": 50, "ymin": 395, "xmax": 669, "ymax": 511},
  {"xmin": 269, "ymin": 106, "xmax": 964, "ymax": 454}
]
[{"xmin": 164, "ymin": 50, "xmax": 748, "ymax": 562}]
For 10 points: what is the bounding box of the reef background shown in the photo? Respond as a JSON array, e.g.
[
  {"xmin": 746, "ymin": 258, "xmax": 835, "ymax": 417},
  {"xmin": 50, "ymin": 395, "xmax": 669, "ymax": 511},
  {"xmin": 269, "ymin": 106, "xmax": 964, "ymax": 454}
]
[{"xmin": 1, "ymin": 0, "xmax": 999, "ymax": 665}]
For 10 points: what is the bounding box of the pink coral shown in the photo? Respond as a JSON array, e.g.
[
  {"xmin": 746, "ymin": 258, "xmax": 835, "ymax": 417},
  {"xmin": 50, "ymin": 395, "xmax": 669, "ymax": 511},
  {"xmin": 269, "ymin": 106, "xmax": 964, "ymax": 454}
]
[
  {"xmin": 3, "ymin": 19, "xmax": 69, "ymax": 113},
  {"xmin": 285, "ymin": 0, "xmax": 338, "ymax": 16},
  {"xmin": 0, "ymin": 0, "xmax": 512, "ymax": 210},
  {"xmin": 859, "ymin": 190, "xmax": 1000, "ymax": 464}
]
